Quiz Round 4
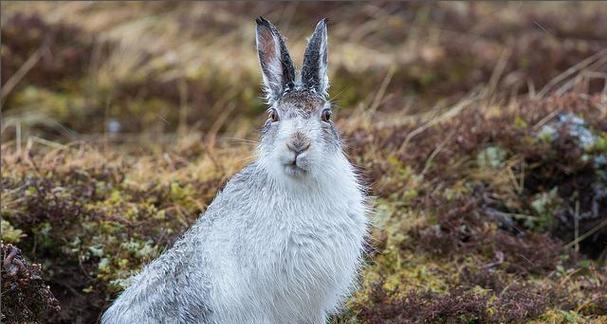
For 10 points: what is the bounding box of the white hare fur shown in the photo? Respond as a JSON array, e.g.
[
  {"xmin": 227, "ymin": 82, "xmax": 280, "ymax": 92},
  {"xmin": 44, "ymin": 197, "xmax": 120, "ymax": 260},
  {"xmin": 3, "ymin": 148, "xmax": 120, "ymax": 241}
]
[{"xmin": 102, "ymin": 17, "xmax": 368, "ymax": 324}]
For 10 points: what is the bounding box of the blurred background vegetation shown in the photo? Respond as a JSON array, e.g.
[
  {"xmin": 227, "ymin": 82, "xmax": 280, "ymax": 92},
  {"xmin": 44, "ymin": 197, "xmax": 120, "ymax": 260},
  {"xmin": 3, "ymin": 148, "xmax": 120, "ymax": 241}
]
[{"xmin": 1, "ymin": 2, "xmax": 606, "ymax": 323}]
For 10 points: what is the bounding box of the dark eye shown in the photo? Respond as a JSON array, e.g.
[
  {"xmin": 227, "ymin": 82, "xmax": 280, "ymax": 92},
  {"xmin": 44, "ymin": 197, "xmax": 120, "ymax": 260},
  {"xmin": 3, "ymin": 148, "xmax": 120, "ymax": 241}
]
[
  {"xmin": 268, "ymin": 109, "xmax": 279, "ymax": 122},
  {"xmin": 321, "ymin": 109, "xmax": 332, "ymax": 122}
]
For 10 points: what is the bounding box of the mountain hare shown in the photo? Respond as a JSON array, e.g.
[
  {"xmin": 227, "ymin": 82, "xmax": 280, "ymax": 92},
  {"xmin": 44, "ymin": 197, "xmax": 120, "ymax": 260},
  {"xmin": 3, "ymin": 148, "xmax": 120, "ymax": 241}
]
[{"xmin": 102, "ymin": 17, "xmax": 368, "ymax": 324}]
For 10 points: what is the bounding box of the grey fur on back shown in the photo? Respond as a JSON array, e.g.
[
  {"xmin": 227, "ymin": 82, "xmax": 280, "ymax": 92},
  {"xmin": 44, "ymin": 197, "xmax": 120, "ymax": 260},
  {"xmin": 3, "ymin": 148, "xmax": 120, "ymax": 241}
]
[{"xmin": 102, "ymin": 18, "xmax": 369, "ymax": 324}]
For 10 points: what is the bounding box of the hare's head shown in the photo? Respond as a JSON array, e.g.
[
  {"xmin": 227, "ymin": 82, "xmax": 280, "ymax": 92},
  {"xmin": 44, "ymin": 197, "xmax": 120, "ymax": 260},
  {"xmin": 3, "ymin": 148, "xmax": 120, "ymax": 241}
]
[{"xmin": 255, "ymin": 17, "xmax": 342, "ymax": 179}]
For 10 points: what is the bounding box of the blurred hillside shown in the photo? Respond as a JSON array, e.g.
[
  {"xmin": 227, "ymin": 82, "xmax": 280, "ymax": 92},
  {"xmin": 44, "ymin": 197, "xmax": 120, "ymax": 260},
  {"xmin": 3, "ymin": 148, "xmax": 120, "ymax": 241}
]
[
  {"xmin": 2, "ymin": 2, "xmax": 606, "ymax": 139},
  {"xmin": 1, "ymin": 2, "xmax": 607, "ymax": 324}
]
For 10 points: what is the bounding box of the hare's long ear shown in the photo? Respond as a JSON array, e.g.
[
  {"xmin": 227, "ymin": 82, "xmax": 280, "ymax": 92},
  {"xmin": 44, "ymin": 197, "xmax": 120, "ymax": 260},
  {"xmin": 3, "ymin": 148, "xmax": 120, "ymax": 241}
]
[
  {"xmin": 301, "ymin": 19, "xmax": 329, "ymax": 97},
  {"xmin": 256, "ymin": 17, "xmax": 296, "ymax": 103}
]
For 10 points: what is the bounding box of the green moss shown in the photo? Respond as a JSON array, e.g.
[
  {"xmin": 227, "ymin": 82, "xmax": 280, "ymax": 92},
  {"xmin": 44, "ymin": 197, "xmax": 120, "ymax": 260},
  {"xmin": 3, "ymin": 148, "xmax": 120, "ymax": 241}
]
[
  {"xmin": 477, "ymin": 146, "xmax": 507, "ymax": 169},
  {"xmin": 169, "ymin": 182, "xmax": 199, "ymax": 211},
  {"xmin": 1, "ymin": 219, "xmax": 26, "ymax": 243},
  {"xmin": 533, "ymin": 309, "xmax": 584, "ymax": 323},
  {"xmin": 528, "ymin": 188, "xmax": 561, "ymax": 232}
]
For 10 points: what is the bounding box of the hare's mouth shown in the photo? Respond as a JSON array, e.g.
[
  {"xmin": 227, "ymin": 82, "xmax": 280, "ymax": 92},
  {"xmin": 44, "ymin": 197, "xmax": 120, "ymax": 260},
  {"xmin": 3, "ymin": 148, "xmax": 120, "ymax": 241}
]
[
  {"xmin": 279, "ymin": 149, "xmax": 311, "ymax": 177},
  {"xmin": 283, "ymin": 162, "xmax": 308, "ymax": 177}
]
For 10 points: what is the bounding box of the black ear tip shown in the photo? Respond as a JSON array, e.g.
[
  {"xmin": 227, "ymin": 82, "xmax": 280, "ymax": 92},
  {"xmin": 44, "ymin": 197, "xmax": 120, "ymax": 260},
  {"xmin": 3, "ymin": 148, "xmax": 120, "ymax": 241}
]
[
  {"xmin": 314, "ymin": 18, "xmax": 328, "ymax": 33},
  {"xmin": 256, "ymin": 17, "xmax": 271, "ymax": 27}
]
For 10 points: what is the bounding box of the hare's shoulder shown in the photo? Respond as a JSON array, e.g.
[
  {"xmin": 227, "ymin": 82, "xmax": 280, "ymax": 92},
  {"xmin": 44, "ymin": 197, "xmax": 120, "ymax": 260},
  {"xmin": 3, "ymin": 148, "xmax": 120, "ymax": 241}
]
[
  {"xmin": 222, "ymin": 163, "xmax": 264, "ymax": 193},
  {"xmin": 201, "ymin": 163, "xmax": 265, "ymax": 216},
  {"xmin": 210, "ymin": 163, "xmax": 264, "ymax": 200}
]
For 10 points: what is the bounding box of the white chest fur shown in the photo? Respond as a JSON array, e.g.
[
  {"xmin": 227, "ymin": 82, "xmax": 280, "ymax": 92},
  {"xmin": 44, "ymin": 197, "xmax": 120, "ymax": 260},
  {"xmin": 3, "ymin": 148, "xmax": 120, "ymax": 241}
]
[{"xmin": 209, "ymin": 164, "xmax": 368, "ymax": 324}]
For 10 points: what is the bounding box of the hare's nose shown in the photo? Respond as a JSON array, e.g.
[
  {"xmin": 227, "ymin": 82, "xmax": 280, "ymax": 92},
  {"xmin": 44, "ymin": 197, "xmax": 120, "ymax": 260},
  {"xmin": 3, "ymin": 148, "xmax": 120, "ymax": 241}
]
[
  {"xmin": 286, "ymin": 133, "xmax": 311, "ymax": 156},
  {"xmin": 286, "ymin": 141, "xmax": 311, "ymax": 156}
]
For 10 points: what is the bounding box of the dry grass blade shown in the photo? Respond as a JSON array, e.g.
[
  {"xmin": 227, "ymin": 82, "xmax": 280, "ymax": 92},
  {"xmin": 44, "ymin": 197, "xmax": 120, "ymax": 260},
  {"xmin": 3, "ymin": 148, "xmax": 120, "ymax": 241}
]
[
  {"xmin": 537, "ymin": 48, "xmax": 607, "ymax": 98},
  {"xmin": 1, "ymin": 45, "xmax": 47, "ymax": 107},
  {"xmin": 398, "ymin": 90, "xmax": 483, "ymax": 153}
]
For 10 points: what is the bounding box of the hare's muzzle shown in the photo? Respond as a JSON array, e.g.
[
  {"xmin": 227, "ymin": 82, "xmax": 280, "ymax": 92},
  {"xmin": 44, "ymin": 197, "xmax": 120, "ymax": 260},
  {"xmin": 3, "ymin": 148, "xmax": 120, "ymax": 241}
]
[
  {"xmin": 281, "ymin": 131, "xmax": 312, "ymax": 176},
  {"xmin": 286, "ymin": 133, "xmax": 311, "ymax": 156},
  {"xmin": 287, "ymin": 132, "xmax": 311, "ymax": 158}
]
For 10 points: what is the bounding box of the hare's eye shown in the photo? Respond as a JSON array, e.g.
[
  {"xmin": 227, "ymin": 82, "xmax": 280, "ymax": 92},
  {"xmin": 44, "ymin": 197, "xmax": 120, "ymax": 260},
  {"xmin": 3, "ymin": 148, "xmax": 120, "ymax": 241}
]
[
  {"xmin": 268, "ymin": 109, "xmax": 279, "ymax": 122},
  {"xmin": 321, "ymin": 109, "xmax": 332, "ymax": 122}
]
